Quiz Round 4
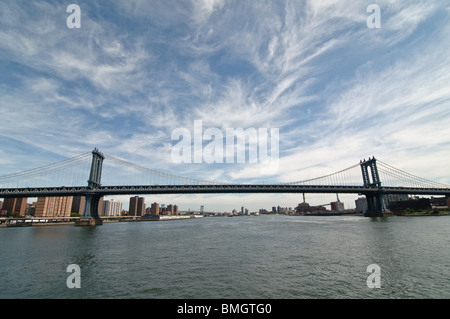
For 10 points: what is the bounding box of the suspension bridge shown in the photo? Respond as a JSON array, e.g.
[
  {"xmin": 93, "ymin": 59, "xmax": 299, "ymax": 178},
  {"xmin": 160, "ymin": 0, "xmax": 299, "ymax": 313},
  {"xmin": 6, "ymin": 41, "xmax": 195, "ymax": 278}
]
[{"xmin": 1, "ymin": 148, "xmax": 449, "ymax": 224}]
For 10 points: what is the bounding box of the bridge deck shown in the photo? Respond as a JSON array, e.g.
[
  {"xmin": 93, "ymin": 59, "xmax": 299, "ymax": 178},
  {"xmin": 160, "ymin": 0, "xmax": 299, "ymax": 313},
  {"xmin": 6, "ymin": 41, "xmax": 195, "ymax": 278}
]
[{"xmin": 1, "ymin": 184, "xmax": 449, "ymax": 198}]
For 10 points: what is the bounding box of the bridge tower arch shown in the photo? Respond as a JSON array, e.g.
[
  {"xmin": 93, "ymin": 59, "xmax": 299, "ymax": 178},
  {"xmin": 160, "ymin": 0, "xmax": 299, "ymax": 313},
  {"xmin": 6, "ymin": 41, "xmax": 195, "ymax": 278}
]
[{"xmin": 360, "ymin": 157, "xmax": 384, "ymax": 217}]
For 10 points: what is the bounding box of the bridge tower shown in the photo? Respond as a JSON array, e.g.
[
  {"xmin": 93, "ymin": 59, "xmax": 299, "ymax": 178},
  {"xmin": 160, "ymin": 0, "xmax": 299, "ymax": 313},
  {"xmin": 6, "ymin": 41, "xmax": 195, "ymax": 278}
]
[
  {"xmin": 360, "ymin": 157, "xmax": 384, "ymax": 217},
  {"xmin": 75, "ymin": 148, "xmax": 105, "ymax": 226},
  {"xmin": 87, "ymin": 147, "xmax": 104, "ymax": 188}
]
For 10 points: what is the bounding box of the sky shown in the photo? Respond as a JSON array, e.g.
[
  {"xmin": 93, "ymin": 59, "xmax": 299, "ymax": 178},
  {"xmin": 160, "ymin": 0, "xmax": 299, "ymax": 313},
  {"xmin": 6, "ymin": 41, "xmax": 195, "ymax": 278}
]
[{"xmin": 1, "ymin": 0, "xmax": 450, "ymax": 212}]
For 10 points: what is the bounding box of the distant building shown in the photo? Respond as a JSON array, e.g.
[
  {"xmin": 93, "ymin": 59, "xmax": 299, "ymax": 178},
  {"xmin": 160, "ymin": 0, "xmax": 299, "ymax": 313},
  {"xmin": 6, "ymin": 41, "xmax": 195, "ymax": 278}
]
[
  {"xmin": 35, "ymin": 196, "xmax": 73, "ymax": 217},
  {"xmin": 150, "ymin": 202, "xmax": 160, "ymax": 215},
  {"xmin": 102, "ymin": 199, "xmax": 123, "ymax": 216},
  {"xmin": 2, "ymin": 197, "xmax": 28, "ymax": 216},
  {"xmin": 310, "ymin": 205, "xmax": 327, "ymax": 214},
  {"xmin": 295, "ymin": 202, "xmax": 311, "ymax": 214},
  {"xmin": 430, "ymin": 196, "xmax": 448, "ymax": 208},
  {"xmin": 160, "ymin": 203, "xmax": 178, "ymax": 215},
  {"xmin": 71, "ymin": 196, "xmax": 86, "ymax": 215},
  {"xmin": 383, "ymin": 194, "xmax": 408, "ymax": 209},
  {"xmin": 388, "ymin": 197, "xmax": 431, "ymax": 214},
  {"xmin": 355, "ymin": 197, "xmax": 368, "ymax": 214},
  {"xmin": 129, "ymin": 196, "xmax": 145, "ymax": 216},
  {"xmin": 295, "ymin": 202, "xmax": 327, "ymax": 214},
  {"xmin": 26, "ymin": 204, "xmax": 35, "ymax": 216},
  {"xmin": 331, "ymin": 201, "xmax": 345, "ymax": 212}
]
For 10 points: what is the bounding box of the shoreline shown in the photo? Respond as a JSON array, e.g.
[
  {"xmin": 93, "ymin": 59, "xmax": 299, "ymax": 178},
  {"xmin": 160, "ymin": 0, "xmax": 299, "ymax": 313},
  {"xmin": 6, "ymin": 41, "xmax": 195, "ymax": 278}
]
[
  {"xmin": 1, "ymin": 212, "xmax": 449, "ymax": 228},
  {"xmin": 395, "ymin": 212, "xmax": 450, "ymax": 217},
  {"xmin": 0, "ymin": 214, "xmax": 204, "ymax": 227}
]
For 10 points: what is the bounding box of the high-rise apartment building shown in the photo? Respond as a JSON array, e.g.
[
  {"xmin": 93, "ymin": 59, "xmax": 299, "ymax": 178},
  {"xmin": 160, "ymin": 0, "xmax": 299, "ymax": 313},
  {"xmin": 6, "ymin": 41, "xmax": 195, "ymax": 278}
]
[
  {"xmin": 2, "ymin": 197, "xmax": 28, "ymax": 216},
  {"xmin": 71, "ymin": 196, "xmax": 86, "ymax": 215},
  {"xmin": 129, "ymin": 196, "xmax": 145, "ymax": 216},
  {"xmin": 150, "ymin": 202, "xmax": 160, "ymax": 215},
  {"xmin": 102, "ymin": 199, "xmax": 123, "ymax": 216},
  {"xmin": 35, "ymin": 196, "xmax": 73, "ymax": 217}
]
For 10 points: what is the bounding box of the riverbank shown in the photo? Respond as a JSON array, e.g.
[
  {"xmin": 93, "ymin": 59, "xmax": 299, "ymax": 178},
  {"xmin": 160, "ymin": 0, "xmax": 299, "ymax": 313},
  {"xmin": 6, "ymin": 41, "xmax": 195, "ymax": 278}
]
[
  {"xmin": 0, "ymin": 214, "xmax": 204, "ymax": 227},
  {"xmin": 391, "ymin": 207, "xmax": 450, "ymax": 216},
  {"xmin": 395, "ymin": 211, "xmax": 450, "ymax": 217}
]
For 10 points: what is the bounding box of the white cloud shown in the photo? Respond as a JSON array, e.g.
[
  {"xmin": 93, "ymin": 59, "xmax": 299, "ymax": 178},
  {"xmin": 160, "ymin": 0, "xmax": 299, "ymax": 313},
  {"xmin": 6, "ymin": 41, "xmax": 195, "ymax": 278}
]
[{"xmin": 1, "ymin": 1, "xmax": 450, "ymax": 211}]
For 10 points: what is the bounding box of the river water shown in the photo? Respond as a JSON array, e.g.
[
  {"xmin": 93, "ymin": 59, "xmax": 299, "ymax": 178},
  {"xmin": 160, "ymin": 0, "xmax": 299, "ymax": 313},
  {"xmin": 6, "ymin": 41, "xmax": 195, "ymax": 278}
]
[{"xmin": 0, "ymin": 215, "xmax": 449, "ymax": 299}]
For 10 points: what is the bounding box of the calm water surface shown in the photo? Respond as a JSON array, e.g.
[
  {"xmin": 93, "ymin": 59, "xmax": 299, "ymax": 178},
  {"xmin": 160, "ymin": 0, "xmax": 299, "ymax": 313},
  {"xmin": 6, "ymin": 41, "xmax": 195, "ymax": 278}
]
[{"xmin": 1, "ymin": 215, "xmax": 449, "ymax": 299}]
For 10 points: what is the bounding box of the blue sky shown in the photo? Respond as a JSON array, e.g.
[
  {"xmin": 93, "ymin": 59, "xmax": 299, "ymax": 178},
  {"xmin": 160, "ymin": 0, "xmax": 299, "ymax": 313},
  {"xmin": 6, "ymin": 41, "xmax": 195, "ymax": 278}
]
[{"xmin": 1, "ymin": 1, "xmax": 450, "ymax": 211}]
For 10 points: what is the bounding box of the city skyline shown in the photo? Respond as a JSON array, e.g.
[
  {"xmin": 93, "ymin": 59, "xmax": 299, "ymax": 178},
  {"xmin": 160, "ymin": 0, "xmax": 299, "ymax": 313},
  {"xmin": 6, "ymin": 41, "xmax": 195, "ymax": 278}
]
[{"xmin": 1, "ymin": 1, "xmax": 450, "ymax": 212}]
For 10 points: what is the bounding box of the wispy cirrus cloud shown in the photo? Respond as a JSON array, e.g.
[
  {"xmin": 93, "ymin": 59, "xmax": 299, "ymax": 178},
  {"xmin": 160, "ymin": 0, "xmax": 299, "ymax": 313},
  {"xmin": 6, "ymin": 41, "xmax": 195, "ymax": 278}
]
[{"xmin": 1, "ymin": 0, "xmax": 449, "ymax": 210}]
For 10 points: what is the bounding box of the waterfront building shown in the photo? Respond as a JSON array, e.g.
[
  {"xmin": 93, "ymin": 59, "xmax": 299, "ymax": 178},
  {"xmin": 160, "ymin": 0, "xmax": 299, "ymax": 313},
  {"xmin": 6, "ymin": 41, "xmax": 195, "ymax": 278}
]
[
  {"xmin": 161, "ymin": 204, "xmax": 179, "ymax": 215},
  {"xmin": 331, "ymin": 201, "xmax": 345, "ymax": 212},
  {"xmin": 382, "ymin": 194, "xmax": 408, "ymax": 209},
  {"xmin": 35, "ymin": 196, "xmax": 73, "ymax": 217},
  {"xmin": 355, "ymin": 197, "xmax": 368, "ymax": 214},
  {"xmin": 388, "ymin": 197, "xmax": 431, "ymax": 214},
  {"xmin": 129, "ymin": 196, "xmax": 146, "ymax": 216},
  {"xmin": 150, "ymin": 202, "xmax": 159, "ymax": 215},
  {"xmin": 430, "ymin": 196, "xmax": 448, "ymax": 208},
  {"xmin": 102, "ymin": 199, "xmax": 123, "ymax": 216},
  {"xmin": 2, "ymin": 197, "xmax": 28, "ymax": 216},
  {"xmin": 71, "ymin": 196, "xmax": 86, "ymax": 215},
  {"xmin": 295, "ymin": 202, "xmax": 311, "ymax": 214},
  {"xmin": 26, "ymin": 204, "xmax": 35, "ymax": 216}
]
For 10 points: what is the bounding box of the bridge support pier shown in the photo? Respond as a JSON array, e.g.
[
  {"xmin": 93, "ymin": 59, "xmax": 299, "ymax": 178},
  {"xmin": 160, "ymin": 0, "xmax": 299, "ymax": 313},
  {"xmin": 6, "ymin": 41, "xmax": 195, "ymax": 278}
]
[
  {"xmin": 75, "ymin": 217, "xmax": 103, "ymax": 226},
  {"xmin": 364, "ymin": 193, "xmax": 384, "ymax": 217},
  {"xmin": 75, "ymin": 194, "xmax": 103, "ymax": 226}
]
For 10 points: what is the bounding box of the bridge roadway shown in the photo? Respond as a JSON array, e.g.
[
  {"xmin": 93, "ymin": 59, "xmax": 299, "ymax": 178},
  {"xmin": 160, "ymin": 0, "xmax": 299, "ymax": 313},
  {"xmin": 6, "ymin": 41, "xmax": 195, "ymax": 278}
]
[{"xmin": 1, "ymin": 184, "xmax": 450, "ymax": 198}]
